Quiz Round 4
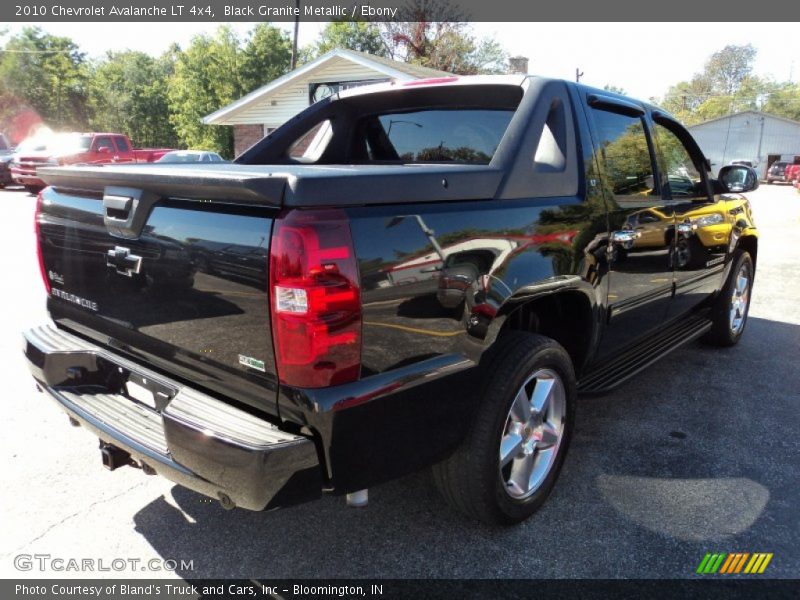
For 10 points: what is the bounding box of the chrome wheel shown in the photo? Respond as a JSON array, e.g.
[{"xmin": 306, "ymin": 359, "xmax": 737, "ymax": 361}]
[
  {"xmin": 499, "ymin": 368, "xmax": 566, "ymax": 499},
  {"xmin": 729, "ymin": 262, "xmax": 751, "ymax": 334}
]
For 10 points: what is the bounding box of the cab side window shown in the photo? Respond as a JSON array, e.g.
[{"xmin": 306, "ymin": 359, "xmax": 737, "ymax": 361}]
[
  {"xmin": 94, "ymin": 137, "xmax": 114, "ymax": 152},
  {"xmin": 115, "ymin": 137, "xmax": 130, "ymax": 152},
  {"xmin": 591, "ymin": 109, "xmax": 656, "ymax": 203},
  {"xmin": 653, "ymin": 123, "xmax": 707, "ymax": 199}
]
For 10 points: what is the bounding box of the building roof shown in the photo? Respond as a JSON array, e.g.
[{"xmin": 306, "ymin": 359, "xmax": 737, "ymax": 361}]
[
  {"xmin": 203, "ymin": 48, "xmax": 451, "ymax": 125},
  {"xmin": 688, "ymin": 110, "xmax": 800, "ymax": 130}
]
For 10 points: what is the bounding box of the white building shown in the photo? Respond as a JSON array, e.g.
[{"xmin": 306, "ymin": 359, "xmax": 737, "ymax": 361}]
[
  {"xmin": 203, "ymin": 48, "xmax": 450, "ymax": 156},
  {"xmin": 687, "ymin": 111, "xmax": 800, "ymax": 178}
]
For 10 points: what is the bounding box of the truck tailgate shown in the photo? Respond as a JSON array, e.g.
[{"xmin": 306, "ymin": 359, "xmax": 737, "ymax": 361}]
[{"xmin": 36, "ymin": 184, "xmax": 281, "ymax": 416}]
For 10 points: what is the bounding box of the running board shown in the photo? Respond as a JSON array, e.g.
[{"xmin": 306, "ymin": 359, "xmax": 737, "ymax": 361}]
[{"xmin": 578, "ymin": 313, "xmax": 712, "ymax": 394}]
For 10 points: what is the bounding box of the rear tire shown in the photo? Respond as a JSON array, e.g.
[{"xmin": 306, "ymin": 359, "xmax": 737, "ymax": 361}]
[
  {"xmin": 25, "ymin": 185, "xmax": 43, "ymax": 194},
  {"xmin": 432, "ymin": 332, "xmax": 576, "ymax": 525},
  {"xmin": 702, "ymin": 250, "xmax": 753, "ymax": 347}
]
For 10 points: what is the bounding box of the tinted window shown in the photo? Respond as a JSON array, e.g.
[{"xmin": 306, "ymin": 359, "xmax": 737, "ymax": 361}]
[
  {"xmin": 115, "ymin": 137, "xmax": 130, "ymax": 152},
  {"xmin": 591, "ymin": 109, "xmax": 655, "ymax": 199},
  {"xmin": 356, "ymin": 109, "xmax": 514, "ymax": 164},
  {"xmin": 94, "ymin": 137, "xmax": 114, "ymax": 152},
  {"xmin": 654, "ymin": 122, "xmax": 704, "ymax": 198},
  {"xmin": 288, "ymin": 120, "xmax": 332, "ymax": 162}
]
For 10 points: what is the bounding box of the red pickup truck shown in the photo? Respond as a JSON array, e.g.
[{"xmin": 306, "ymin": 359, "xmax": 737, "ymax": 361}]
[{"xmin": 10, "ymin": 132, "xmax": 173, "ymax": 193}]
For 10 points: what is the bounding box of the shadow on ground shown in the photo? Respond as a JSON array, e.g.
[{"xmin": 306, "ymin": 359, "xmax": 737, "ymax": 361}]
[{"xmin": 132, "ymin": 317, "xmax": 799, "ymax": 579}]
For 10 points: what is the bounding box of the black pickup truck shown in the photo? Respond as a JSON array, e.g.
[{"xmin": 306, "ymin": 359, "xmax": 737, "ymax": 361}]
[{"xmin": 24, "ymin": 76, "xmax": 759, "ymax": 525}]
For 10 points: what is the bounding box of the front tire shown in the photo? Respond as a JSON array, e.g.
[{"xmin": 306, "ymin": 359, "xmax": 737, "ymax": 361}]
[
  {"xmin": 432, "ymin": 332, "xmax": 576, "ymax": 525},
  {"xmin": 703, "ymin": 250, "xmax": 753, "ymax": 346}
]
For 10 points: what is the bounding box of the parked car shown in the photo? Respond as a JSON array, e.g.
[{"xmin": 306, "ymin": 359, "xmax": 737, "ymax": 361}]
[
  {"xmin": 729, "ymin": 159, "xmax": 756, "ymax": 168},
  {"xmin": 25, "ymin": 76, "xmax": 759, "ymax": 525},
  {"xmin": 0, "ymin": 133, "xmax": 16, "ymax": 188},
  {"xmin": 10, "ymin": 132, "xmax": 174, "ymax": 194},
  {"xmin": 155, "ymin": 150, "xmax": 225, "ymax": 163},
  {"xmin": 766, "ymin": 161, "xmax": 791, "ymax": 184},
  {"xmin": 784, "ymin": 164, "xmax": 800, "ymax": 186}
]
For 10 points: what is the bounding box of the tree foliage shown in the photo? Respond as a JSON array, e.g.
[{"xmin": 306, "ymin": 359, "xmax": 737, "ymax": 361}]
[
  {"xmin": 382, "ymin": 18, "xmax": 507, "ymax": 75},
  {"xmin": 88, "ymin": 51, "xmax": 177, "ymax": 148},
  {"xmin": 658, "ymin": 44, "xmax": 800, "ymax": 125},
  {"xmin": 309, "ymin": 21, "xmax": 388, "ymax": 58},
  {"xmin": 0, "ymin": 27, "xmax": 89, "ymax": 133},
  {"xmin": 303, "ymin": 4, "xmax": 508, "ymax": 75},
  {"xmin": 167, "ymin": 24, "xmax": 290, "ymax": 158}
]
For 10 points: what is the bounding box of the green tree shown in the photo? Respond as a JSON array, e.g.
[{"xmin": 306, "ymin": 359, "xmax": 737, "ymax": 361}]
[
  {"xmin": 0, "ymin": 27, "xmax": 89, "ymax": 130},
  {"xmin": 603, "ymin": 84, "xmax": 627, "ymax": 95},
  {"xmin": 242, "ymin": 23, "xmax": 292, "ymax": 90},
  {"xmin": 307, "ymin": 21, "xmax": 388, "ymax": 59},
  {"xmin": 659, "ymin": 44, "xmax": 766, "ymax": 124},
  {"xmin": 762, "ymin": 82, "xmax": 800, "ymax": 122},
  {"xmin": 88, "ymin": 51, "xmax": 177, "ymax": 148},
  {"xmin": 379, "ymin": 2, "xmax": 507, "ymax": 74},
  {"xmin": 167, "ymin": 24, "xmax": 290, "ymax": 157},
  {"xmin": 705, "ymin": 44, "xmax": 757, "ymax": 96},
  {"xmin": 383, "ymin": 19, "xmax": 506, "ymax": 74}
]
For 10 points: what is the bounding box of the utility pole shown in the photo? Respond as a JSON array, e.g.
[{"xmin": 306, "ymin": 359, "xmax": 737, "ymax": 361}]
[
  {"xmin": 575, "ymin": 68, "xmax": 584, "ymax": 83},
  {"xmin": 291, "ymin": 0, "xmax": 300, "ymax": 70}
]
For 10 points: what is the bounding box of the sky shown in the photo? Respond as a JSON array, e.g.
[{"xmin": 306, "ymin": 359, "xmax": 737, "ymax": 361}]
[{"xmin": 4, "ymin": 22, "xmax": 798, "ymax": 102}]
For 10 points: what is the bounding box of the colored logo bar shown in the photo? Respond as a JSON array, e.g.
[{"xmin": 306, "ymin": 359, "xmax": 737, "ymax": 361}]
[{"xmin": 697, "ymin": 552, "xmax": 773, "ymax": 574}]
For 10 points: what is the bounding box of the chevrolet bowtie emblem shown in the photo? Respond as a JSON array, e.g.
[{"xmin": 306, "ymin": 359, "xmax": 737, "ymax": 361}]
[{"xmin": 106, "ymin": 246, "xmax": 142, "ymax": 277}]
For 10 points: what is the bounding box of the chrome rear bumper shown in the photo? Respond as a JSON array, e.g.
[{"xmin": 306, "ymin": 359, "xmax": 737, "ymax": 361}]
[{"xmin": 23, "ymin": 324, "xmax": 321, "ymax": 511}]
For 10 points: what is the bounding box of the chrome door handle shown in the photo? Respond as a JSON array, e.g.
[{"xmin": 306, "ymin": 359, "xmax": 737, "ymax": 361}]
[{"xmin": 610, "ymin": 230, "xmax": 638, "ymax": 243}]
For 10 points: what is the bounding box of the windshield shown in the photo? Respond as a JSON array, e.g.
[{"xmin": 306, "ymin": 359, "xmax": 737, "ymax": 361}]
[
  {"xmin": 15, "ymin": 138, "xmax": 49, "ymax": 153},
  {"xmin": 49, "ymin": 134, "xmax": 92, "ymax": 154},
  {"xmin": 157, "ymin": 152, "xmax": 202, "ymax": 163}
]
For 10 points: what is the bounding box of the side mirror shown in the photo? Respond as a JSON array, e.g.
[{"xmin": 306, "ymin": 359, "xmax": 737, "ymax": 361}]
[
  {"xmin": 716, "ymin": 165, "xmax": 759, "ymax": 193},
  {"xmin": 96, "ymin": 146, "xmax": 111, "ymax": 154}
]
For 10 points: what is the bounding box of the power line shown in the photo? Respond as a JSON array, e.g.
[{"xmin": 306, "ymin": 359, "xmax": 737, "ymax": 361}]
[{"xmin": 0, "ymin": 49, "xmax": 75, "ymax": 54}]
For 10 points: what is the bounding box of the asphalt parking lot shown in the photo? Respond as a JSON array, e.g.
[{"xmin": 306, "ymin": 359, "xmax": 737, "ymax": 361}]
[{"xmin": 0, "ymin": 183, "xmax": 797, "ymax": 580}]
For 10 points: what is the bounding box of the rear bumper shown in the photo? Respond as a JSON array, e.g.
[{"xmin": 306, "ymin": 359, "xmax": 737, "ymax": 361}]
[{"xmin": 23, "ymin": 324, "xmax": 321, "ymax": 511}]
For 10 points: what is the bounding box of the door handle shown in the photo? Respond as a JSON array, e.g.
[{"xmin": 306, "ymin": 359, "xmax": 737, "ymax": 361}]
[
  {"xmin": 610, "ymin": 230, "xmax": 638, "ymax": 243},
  {"xmin": 112, "ymin": 155, "xmax": 120, "ymax": 161}
]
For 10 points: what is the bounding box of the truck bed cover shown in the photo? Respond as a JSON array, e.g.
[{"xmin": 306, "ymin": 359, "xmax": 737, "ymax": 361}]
[{"xmin": 39, "ymin": 162, "xmax": 505, "ymax": 207}]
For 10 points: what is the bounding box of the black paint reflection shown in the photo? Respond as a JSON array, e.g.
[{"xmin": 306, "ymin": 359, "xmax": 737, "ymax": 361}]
[
  {"xmin": 349, "ymin": 196, "xmax": 605, "ymax": 374},
  {"xmin": 40, "ymin": 191, "xmax": 276, "ymax": 390}
]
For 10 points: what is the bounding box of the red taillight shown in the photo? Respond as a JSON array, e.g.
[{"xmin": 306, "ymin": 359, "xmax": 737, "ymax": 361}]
[
  {"xmin": 35, "ymin": 191, "xmax": 51, "ymax": 294},
  {"xmin": 270, "ymin": 209, "xmax": 361, "ymax": 388}
]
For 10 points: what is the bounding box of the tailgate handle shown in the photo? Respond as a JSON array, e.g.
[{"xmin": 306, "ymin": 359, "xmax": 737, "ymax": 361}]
[
  {"xmin": 103, "ymin": 187, "xmax": 158, "ymax": 240},
  {"xmin": 104, "ymin": 194, "xmax": 133, "ymax": 220}
]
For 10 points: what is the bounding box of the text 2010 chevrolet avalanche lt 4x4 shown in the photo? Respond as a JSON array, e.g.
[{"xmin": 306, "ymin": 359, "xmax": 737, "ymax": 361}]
[{"xmin": 24, "ymin": 76, "xmax": 759, "ymax": 525}]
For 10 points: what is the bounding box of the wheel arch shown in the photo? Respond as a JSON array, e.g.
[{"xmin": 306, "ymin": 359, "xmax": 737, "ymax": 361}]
[
  {"xmin": 737, "ymin": 233, "xmax": 758, "ymax": 271},
  {"xmin": 496, "ymin": 289, "xmax": 597, "ymax": 376}
]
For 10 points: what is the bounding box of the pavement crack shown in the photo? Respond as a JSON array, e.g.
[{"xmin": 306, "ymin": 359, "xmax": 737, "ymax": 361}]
[{"xmin": 2, "ymin": 480, "xmax": 149, "ymax": 558}]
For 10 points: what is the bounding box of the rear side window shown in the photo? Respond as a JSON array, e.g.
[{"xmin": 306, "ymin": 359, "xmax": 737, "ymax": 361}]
[{"xmin": 354, "ymin": 109, "xmax": 514, "ymax": 164}]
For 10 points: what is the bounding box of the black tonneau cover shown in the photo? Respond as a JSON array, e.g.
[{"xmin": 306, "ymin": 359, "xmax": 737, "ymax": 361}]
[{"xmin": 39, "ymin": 162, "xmax": 505, "ymax": 207}]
